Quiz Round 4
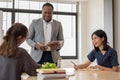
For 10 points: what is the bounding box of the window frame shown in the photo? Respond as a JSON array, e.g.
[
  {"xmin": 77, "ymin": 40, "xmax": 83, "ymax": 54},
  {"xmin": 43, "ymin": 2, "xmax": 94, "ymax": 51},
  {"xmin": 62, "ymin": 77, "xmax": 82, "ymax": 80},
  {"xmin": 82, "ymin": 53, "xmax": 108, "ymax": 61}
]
[{"xmin": 0, "ymin": 1, "xmax": 78, "ymax": 59}]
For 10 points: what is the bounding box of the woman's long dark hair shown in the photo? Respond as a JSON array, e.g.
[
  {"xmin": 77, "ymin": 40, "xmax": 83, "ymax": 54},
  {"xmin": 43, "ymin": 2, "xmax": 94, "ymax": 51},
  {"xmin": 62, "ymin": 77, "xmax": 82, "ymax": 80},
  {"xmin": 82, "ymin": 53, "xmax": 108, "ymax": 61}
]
[
  {"xmin": 0, "ymin": 23, "xmax": 28, "ymax": 57},
  {"xmin": 91, "ymin": 29, "xmax": 110, "ymax": 52}
]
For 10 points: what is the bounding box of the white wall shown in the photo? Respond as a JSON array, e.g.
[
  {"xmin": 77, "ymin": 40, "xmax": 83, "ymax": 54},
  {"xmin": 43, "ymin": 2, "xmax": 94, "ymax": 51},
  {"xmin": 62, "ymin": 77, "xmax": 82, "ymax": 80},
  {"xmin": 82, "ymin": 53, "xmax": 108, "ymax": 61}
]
[
  {"xmin": 80, "ymin": 0, "xmax": 104, "ymax": 63},
  {"xmin": 79, "ymin": 1, "xmax": 88, "ymax": 63},
  {"xmin": 114, "ymin": 0, "xmax": 120, "ymax": 63},
  {"xmin": 104, "ymin": 0, "xmax": 113, "ymax": 47}
]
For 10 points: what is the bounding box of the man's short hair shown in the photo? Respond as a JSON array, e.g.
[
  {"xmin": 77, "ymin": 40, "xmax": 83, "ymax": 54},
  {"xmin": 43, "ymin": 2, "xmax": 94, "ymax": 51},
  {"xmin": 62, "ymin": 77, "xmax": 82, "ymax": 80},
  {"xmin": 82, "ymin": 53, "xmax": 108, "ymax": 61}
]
[{"xmin": 42, "ymin": 3, "xmax": 54, "ymax": 10}]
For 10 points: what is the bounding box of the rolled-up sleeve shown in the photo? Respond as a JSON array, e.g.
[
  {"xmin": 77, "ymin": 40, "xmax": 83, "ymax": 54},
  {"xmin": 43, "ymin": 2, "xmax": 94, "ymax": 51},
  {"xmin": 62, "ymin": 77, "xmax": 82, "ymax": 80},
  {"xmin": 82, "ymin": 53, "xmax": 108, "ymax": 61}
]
[
  {"xmin": 87, "ymin": 50, "xmax": 96, "ymax": 62},
  {"xmin": 111, "ymin": 50, "xmax": 119, "ymax": 67}
]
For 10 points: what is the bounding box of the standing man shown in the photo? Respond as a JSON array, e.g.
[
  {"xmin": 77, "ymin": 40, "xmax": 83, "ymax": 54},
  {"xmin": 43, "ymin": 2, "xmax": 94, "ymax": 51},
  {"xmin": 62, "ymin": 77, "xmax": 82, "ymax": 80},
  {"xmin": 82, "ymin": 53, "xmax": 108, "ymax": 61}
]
[{"xmin": 26, "ymin": 3, "xmax": 64, "ymax": 65}]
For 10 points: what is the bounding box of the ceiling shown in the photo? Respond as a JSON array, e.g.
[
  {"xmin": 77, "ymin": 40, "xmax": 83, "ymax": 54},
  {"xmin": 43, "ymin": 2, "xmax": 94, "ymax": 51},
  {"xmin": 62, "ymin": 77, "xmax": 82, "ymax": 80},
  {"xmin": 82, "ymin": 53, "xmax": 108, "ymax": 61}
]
[{"xmin": 0, "ymin": 0, "xmax": 88, "ymax": 3}]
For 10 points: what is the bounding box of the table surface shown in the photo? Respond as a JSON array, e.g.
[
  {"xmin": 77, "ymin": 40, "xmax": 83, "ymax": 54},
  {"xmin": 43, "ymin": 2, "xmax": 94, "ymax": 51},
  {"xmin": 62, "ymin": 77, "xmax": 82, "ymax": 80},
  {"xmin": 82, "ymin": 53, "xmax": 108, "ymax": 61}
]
[{"xmin": 22, "ymin": 68, "xmax": 120, "ymax": 80}]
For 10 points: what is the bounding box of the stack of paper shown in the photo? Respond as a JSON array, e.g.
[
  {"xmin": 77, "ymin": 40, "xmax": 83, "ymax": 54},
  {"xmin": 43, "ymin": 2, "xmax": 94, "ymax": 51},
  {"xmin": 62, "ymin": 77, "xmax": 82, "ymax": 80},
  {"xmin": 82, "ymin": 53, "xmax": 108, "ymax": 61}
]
[{"xmin": 36, "ymin": 68, "xmax": 67, "ymax": 80}]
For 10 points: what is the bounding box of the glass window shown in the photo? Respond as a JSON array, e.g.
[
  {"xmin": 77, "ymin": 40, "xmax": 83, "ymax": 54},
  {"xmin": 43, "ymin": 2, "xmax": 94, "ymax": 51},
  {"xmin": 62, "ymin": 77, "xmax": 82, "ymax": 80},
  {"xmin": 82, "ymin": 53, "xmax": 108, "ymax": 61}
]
[
  {"xmin": 54, "ymin": 3, "xmax": 76, "ymax": 12},
  {"xmin": 53, "ymin": 15, "xmax": 76, "ymax": 56},
  {"xmin": 15, "ymin": 0, "xmax": 44, "ymax": 10},
  {"xmin": 0, "ymin": 0, "xmax": 78, "ymax": 59},
  {"xmin": 15, "ymin": 13, "xmax": 77, "ymax": 57},
  {"xmin": 3, "ymin": 12, "xmax": 11, "ymax": 35},
  {"xmin": 15, "ymin": 13, "xmax": 41, "ymax": 27},
  {"xmin": 0, "ymin": 0, "xmax": 13, "ymax": 8},
  {"xmin": 14, "ymin": 0, "xmax": 76, "ymax": 12}
]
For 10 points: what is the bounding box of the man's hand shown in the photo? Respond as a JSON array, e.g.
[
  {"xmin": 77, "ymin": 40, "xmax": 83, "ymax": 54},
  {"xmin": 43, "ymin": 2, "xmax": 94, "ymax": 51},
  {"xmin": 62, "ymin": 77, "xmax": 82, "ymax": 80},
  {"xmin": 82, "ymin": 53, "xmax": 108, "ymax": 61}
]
[
  {"xmin": 35, "ymin": 42, "xmax": 48, "ymax": 50},
  {"xmin": 46, "ymin": 41, "xmax": 61, "ymax": 50}
]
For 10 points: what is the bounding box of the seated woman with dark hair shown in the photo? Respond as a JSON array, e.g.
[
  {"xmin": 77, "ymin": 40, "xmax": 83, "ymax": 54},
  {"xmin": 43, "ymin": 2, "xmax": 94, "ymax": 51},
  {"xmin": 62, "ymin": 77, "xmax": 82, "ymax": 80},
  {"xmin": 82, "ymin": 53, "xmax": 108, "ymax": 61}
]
[
  {"xmin": 0, "ymin": 23, "xmax": 40, "ymax": 80},
  {"xmin": 74, "ymin": 29, "xmax": 119, "ymax": 72}
]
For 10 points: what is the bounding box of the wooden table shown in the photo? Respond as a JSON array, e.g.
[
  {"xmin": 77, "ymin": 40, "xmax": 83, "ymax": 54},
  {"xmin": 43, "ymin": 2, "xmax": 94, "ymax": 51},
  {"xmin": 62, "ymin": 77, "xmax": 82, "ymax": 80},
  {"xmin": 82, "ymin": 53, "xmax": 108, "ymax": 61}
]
[
  {"xmin": 69, "ymin": 69, "xmax": 120, "ymax": 80},
  {"xmin": 22, "ymin": 68, "xmax": 120, "ymax": 80}
]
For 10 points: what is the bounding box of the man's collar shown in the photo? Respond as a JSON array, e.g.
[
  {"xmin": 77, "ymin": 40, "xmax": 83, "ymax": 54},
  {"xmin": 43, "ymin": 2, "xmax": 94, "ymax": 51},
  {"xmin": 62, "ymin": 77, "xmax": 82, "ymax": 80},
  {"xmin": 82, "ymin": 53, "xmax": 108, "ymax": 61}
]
[{"xmin": 42, "ymin": 18, "xmax": 53, "ymax": 24}]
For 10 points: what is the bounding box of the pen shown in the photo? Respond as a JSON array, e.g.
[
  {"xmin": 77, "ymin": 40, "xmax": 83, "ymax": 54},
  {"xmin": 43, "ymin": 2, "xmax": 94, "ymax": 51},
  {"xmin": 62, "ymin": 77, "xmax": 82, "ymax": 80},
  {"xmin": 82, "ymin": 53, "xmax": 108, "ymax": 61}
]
[{"xmin": 71, "ymin": 61, "xmax": 76, "ymax": 65}]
